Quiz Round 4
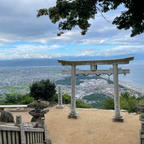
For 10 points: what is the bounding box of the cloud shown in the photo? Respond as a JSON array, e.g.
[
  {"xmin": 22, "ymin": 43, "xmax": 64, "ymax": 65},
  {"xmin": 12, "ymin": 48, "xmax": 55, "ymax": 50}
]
[
  {"xmin": 79, "ymin": 45, "xmax": 144, "ymax": 57},
  {"xmin": 0, "ymin": 43, "xmax": 61, "ymax": 59},
  {"xmin": 0, "ymin": 0, "xmax": 57, "ymax": 42},
  {"xmin": 0, "ymin": 0, "xmax": 143, "ymax": 59}
]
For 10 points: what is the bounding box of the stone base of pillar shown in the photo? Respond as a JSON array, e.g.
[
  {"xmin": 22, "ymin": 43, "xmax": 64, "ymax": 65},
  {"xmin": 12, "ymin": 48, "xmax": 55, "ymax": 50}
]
[
  {"xmin": 56, "ymin": 105, "xmax": 64, "ymax": 109},
  {"xmin": 112, "ymin": 115, "xmax": 124, "ymax": 122},
  {"xmin": 68, "ymin": 111, "xmax": 78, "ymax": 119}
]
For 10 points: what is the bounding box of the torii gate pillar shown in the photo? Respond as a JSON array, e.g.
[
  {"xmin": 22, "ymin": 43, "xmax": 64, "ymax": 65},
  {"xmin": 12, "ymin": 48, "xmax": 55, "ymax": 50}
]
[
  {"xmin": 113, "ymin": 64, "xmax": 123, "ymax": 122},
  {"xmin": 68, "ymin": 64, "xmax": 78, "ymax": 119}
]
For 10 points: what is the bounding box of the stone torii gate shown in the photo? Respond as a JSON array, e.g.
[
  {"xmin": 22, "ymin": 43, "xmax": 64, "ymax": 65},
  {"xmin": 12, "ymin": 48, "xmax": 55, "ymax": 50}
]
[{"xmin": 58, "ymin": 57, "xmax": 134, "ymax": 121}]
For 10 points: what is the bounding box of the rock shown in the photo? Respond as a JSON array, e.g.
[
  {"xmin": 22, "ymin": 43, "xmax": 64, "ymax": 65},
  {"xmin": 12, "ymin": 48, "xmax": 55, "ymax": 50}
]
[
  {"xmin": 0, "ymin": 110, "xmax": 14, "ymax": 123},
  {"xmin": 45, "ymin": 139, "xmax": 52, "ymax": 144}
]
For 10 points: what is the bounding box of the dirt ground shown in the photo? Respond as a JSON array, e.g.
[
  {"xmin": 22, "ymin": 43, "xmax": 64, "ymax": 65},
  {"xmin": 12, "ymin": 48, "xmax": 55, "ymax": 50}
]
[{"xmin": 12, "ymin": 106, "xmax": 140, "ymax": 144}]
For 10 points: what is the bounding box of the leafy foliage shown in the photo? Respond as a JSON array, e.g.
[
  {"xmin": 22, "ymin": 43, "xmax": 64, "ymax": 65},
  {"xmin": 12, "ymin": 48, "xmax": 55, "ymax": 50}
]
[
  {"xmin": 103, "ymin": 97, "xmax": 114, "ymax": 110},
  {"xmin": 37, "ymin": 0, "xmax": 144, "ymax": 37},
  {"xmin": 1, "ymin": 93, "xmax": 34, "ymax": 105},
  {"xmin": 103, "ymin": 92, "xmax": 144, "ymax": 113},
  {"xmin": 76, "ymin": 99, "xmax": 92, "ymax": 108},
  {"xmin": 62, "ymin": 94, "xmax": 71, "ymax": 104},
  {"xmin": 62, "ymin": 94, "xmax": 92, "ymax": 108},
  {"xmin": 30, "ymin": 79, "xmax": 56, "ymax": 101},
  {"xmin": 120, "ymin": 92, "xmax": 138, "ymax": 113},
  {"xmin": 53, "ymin": 93, "xmax": 92, "ymax": 108}
]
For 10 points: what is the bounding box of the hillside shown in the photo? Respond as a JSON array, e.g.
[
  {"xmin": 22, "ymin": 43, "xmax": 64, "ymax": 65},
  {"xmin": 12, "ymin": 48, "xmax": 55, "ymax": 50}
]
[{"xmin": 12, "ymin": 106, "xmax": 140, "ymax": 144}]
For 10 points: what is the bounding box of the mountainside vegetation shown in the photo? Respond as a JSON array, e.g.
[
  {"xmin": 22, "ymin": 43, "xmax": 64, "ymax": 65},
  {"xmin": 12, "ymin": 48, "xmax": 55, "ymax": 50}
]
[{"xmin": 83, "ymin": 93, "xmax": 109, "ymax": 108}]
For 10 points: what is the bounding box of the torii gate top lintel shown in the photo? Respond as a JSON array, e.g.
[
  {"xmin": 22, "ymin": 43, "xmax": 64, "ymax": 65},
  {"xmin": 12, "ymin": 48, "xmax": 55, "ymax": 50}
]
[{"xmin": 58, "ymin": 56, "xmax": 134, "ymax": 66}]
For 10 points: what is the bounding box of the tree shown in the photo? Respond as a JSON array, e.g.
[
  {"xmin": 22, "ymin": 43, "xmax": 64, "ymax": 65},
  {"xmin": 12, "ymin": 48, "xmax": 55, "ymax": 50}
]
[
  {"xmin": 103, "ymin": 92, "xmax": 138, "ymax": 113},
  {"xmin": 103, "ymin": 97, "xmax": 114, "ymax": 110},
  {"xmin": 37, "ymin": 0, "xmax": 144, "ymax": 37},
  {"xmin": 120, "ymin": 92, "xmax": 138, "ymax": 113},
  {"xmin": 30, "ymin": 79, "xmax": 56, "ymax": 101}
]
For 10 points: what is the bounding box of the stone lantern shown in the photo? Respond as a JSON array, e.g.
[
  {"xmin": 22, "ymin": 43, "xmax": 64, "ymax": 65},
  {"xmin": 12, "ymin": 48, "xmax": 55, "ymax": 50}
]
[{"xmin": 28, "ymin": 99, "xmax": 49, "ymax": 122}]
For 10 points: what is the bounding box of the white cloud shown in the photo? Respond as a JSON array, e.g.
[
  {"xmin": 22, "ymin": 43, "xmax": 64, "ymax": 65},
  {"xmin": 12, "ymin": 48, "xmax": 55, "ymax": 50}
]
[
  {"xmin": 0, "ymin": 43, "xmax": 61, "ymax": 59},
  {"xmin": 0, "ymin": 0, "xmax": 143, "ymax": 59},
  {"xmin": 80, "ymin": 38, "xmax": 108, "ymax": 45},
  {"xmin": 79, "ymin": 45, "xmax": 144, "ymax": 57}
]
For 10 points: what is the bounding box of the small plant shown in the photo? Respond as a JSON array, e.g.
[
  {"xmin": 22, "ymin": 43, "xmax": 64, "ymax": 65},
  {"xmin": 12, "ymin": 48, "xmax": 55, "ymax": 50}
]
[
  {"xmin": 103, "ymin": 97, "xmax": 114, "ymax": 110},
  {"xmin": 63, "ymin": 94, "xmax": 71, "ymax": 104},
  {"xmin": 103, "ymin": 92, "xmax": 139, "ymax": 113}
]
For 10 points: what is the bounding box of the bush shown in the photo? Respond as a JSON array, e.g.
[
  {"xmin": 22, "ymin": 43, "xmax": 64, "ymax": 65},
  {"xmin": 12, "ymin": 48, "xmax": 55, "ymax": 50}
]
[
  {"xmin": 5, "ymin": 93, "xmax": 24, "ymax": 104},
  {"xmin": 103, "ymin": 97, "xmax": 114, "ymax": 110},
  {"xmin": 4, "ymin": 93, "xmax": 34, "ymax": 105},
  {"xmin": 30, "ymin": 79, "xmax": 56, "ymax": 101},
  {"xmin": 120, "ymin": 92, "xmax": 138, "ymax": 113},
  {"xmin": 76, "ymin": 99, "xmax": 92, "ymax": 108},
  {"xmin": 54, "ymin": 93, "xmax": 91, "ymax": 108},
  {"xmin": 63, "ymin": 94, "xmax": 71, "ymax": 104},
  {"xmin": 62, "ymin": 94, "xmax": 91, "ymax": 108},
  {"xmin": 20, "ymin": 94, "xmax": 34, "ymax": 104},
  {"xmin": 103, "ymin": 92, "xmax": 138, "ymax": 113}
]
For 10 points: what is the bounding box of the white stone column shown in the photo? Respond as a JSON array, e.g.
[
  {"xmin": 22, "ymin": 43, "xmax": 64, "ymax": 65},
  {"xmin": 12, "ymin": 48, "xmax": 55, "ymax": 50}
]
[
  {"xmin": 68, "ymin": 64, "xmax": 78, "ymax": 118},
  {"xmin": 113, "ymin": 64, "xmax": 123, "ymax": 122},
  {"xmin": 56, "ymin": 86, "xmax": 64, "ymax": 109}
]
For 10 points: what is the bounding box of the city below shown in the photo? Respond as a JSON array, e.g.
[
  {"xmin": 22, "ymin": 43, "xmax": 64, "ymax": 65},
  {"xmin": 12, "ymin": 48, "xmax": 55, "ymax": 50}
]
[{"xmin": 0, "ymin": 65, "xmax": 143, "ymax": 101}]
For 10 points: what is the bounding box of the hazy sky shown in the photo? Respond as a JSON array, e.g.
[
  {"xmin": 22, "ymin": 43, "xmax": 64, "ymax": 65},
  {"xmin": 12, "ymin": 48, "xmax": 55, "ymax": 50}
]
[{"xmin": 0, "ymin": 0, "xmax": 144, "ymax": 59}]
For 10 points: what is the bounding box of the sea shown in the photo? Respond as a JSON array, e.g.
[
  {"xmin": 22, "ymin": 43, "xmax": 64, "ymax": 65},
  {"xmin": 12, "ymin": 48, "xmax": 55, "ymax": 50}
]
[{"xmin": 119, "ymin": 60, "xmax": 144, "ymax": 91}]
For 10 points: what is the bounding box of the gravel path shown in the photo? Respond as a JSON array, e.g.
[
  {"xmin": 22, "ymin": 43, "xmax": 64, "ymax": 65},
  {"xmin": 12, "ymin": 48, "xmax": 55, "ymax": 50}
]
[{"xmin": 12, "ymin": 106, "xmax": 140, "ymax": 144}]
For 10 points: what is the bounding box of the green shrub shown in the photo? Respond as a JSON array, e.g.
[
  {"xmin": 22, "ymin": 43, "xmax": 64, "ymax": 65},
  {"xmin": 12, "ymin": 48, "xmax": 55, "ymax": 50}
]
[
  {"xmin": 46, "ymin": 93, "xmax": 71, "ymax": 104},
  {"xmin": 62, "ymin": 94, "xmax": 91, "ymax": 108},
  {"xmin": 0, "ymin": 101, "xmax": 5, "ymax": 105},
  {"xmin": 103, "ymin": 92, "xmax": 138, "ymax": 113},
  {"xmin": 76, "ymin": 99, "xmax": 92, "ymax": 108},
  {"xmin": 103, "ymin": 97, "xmax": 114, "ymax": 110},
  {"xmin": 20, "ymin": 94, "xmax": 34, "ymax": 104},
  {"xmin": 137, "ymin": 96, "xmax": 144, "ymax": 105},
  {"xmin": 63, "ymin": 94, "xmax": 71, "ymax": 104},
  {"xmin": 5, "ymin": 93, "xmax": 24, "ymax": 104},
  {"xmin": 120, "ymin": 92, "xmax": 138, "ymax": 113},
  {"xmin": 30, "ymin": 79, "xmax": 56, "ymax": 101},
  {"xmin": 4, "ymin": 93, "xmax": 34, "ymax": 105}
]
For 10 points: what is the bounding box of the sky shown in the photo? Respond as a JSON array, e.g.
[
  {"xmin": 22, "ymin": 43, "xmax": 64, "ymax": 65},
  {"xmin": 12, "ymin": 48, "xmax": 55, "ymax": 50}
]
[{"xmin": 0, "ymin": 0, "xmax": 144, "ymax": 60}]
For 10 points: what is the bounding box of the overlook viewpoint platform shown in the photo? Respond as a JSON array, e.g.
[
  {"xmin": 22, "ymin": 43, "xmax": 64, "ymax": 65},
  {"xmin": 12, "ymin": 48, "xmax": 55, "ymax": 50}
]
[{"xmin": 12, "ymin": 105, "xmax": 140, "ymax": 144}]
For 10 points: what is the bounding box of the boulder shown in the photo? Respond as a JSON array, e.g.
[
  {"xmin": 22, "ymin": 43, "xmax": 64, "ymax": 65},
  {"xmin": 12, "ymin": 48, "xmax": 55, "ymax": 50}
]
[{"xmin": 0, "ymin": 110, "xmax": 14, "ymax": 123}]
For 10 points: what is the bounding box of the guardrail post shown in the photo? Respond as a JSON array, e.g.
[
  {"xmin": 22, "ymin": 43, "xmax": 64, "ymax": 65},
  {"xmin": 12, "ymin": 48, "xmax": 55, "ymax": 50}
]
[
  {"xmin": 16, "ymin": 115, "xmax": 22, "ymax": 126},
  {"xmin": 17, "ymin": 115, "xmax": 26, "ymax": 144}
]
